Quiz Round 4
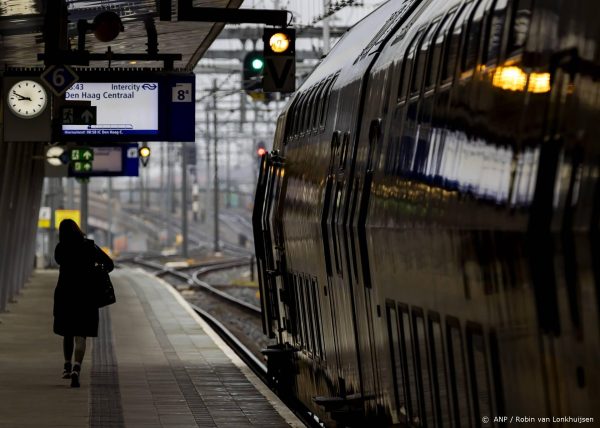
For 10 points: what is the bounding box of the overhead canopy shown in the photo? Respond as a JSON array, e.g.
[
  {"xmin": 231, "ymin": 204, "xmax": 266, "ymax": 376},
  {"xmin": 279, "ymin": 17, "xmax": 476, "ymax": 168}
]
[{"xmin": 0, "ymin": 0, "xmax": 244, "ymax": 70}]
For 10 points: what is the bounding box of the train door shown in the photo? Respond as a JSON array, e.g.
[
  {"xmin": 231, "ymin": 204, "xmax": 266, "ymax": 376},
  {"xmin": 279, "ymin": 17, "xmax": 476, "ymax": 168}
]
[
  {"xmin": 320, "ymin": 131, "xmax": 363, "ymax": 398},
  {"xmin": 252, "ymin": 152, "xmax": 286, "ymax": 340},
  {"xmin": 354, "ymin": 118, "xmax": 382, "ymax": 406}
]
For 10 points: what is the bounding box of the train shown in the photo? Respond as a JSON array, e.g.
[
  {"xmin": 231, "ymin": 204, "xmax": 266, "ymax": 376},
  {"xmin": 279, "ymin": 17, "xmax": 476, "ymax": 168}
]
[{"xmin": 252, "ymin": 0, "xmax": 600, "ymax": 426}]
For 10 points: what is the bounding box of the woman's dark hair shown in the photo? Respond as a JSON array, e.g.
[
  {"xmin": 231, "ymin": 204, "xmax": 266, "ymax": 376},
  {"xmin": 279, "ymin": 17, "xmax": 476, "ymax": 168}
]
[{"xmin": 59, "ymin": 219, "xmax": 85, "ymax": 244}]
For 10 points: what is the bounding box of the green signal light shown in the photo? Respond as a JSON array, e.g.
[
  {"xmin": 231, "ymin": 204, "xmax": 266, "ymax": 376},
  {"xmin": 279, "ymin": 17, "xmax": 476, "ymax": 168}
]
[{"xmin": 251, "ymin": 58, "xmax": 264, "ymax": 71}]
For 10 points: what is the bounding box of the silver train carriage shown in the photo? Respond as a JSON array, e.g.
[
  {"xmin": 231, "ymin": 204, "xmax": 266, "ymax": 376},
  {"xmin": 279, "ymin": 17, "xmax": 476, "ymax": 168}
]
[{"xmin": 253, "ymin": 0, "xmax": 600, "ymax": 426}]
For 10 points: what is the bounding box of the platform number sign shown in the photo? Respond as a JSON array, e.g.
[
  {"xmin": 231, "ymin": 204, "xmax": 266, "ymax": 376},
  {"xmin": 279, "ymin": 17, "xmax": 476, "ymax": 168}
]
[
  {"xmin": 172, "ymin": 83, "xmax": 192, "ymax": 103},
  {"xmin": 40, "ymin": 65, "xmax": 79, "ymax": 97}
]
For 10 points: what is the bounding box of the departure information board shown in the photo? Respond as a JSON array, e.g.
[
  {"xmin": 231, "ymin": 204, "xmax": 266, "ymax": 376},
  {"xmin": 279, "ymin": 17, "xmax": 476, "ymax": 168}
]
[
  {"xmin": 58, "ymin": 71, "xmax": 195, "ymax": 142},
  {"xmin": 62, "ymin": 82, "xmax": 159, "ymax": 137}
]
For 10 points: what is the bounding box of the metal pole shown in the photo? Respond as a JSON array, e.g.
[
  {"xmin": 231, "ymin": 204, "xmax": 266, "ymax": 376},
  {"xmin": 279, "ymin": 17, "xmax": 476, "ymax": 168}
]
[
  {"xmin": 212, "ymin": 79, "xmax": 220, "ymax": 253},
  {"xmin": 166, "ymin": 145, "xmax": 173, "ymax": 244},
  {"xmin": 192, "ymin": 182, "xmax": 199, "ymax": 222},
  {"xmin": 204, "ymin": 108, "xmax": 210, "ymax": 224},
  {"xmin": 253, "ymin": 102, "xmax": 259, "ymax": 189},
  {"xmin": 323, "ymin": 0, "xmax": 331, "ymax": 55},
  {"xmin": 239, "ymin": 80, "xmax": 246, "ymax": 131},
  {"xmin": 107, "ymin": 177, "xmax": 113, "ymax": 251},
  {"xmin": 172, "ymin": 147, "xmax": 178, "ymax": 213},
  {"xmin": 145, "ymin": 148, "xmax": 151, "ymax": 208},
  {"xmin": 128, "ymin": 176, "xmax": 132, "ymax": 203},
  {"xmin": 139, "ymin": 164, "xmax": 144, "ymax": 212},
  {"xmin": 160, "ymin": 144, "xmax": 165, "ymax": 190},
  {"xmin": 226, "ymin": 138, "xmax": 231, "ymax": 208},
  {"xmin": 80, "ymin": 179, "xmax": 88, "ymax": 234},
  {"xmin": 67, "ymin": 177, "xmax": 74, "ymax": 208},
  {"xmin": 161, "ymin": 143, "xmax": 168, "ymax": 246},
  {"xmin": 47, "ymin": 178, "xmax": 57, "ymax": 267},
  {"xmin": 181, "ymin": 142, "xmax": 189, "ymax": 258}
]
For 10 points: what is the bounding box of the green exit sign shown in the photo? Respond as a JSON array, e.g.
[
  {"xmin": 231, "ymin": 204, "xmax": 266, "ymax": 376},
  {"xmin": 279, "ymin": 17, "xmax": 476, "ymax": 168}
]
[
  {"xmin": 70, "ymin": 147, "xmax": 94, "ymax": 162},
  {"xmin": 73, "ymin": 161, "xmax": 92, "ymax": 172}
]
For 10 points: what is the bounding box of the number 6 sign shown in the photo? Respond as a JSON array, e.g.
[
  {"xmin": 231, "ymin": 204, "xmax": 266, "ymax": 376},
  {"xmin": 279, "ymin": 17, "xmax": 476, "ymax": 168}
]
[{"xmin": 40, "ymin": 65, "xmax": 79, "ymax": 97}]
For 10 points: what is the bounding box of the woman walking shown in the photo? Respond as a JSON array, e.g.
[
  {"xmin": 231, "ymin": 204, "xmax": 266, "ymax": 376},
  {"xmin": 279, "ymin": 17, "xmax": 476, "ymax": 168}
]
[{"xmin": 53, "ymin": 219, "xmax": 114, "ymax": 388}]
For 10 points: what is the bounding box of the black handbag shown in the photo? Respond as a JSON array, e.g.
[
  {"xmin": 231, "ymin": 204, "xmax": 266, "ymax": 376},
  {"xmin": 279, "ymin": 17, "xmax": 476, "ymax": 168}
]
[{"xmin": 92, "ymin": 266, "xmax": 116, "ymax": 308}]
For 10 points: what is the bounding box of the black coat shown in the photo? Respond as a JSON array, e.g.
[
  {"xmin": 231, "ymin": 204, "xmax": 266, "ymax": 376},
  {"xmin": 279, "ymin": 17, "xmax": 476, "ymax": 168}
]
[{"xmin": 53, "ymin": 238, "xmax": 114, "ymax": 337}]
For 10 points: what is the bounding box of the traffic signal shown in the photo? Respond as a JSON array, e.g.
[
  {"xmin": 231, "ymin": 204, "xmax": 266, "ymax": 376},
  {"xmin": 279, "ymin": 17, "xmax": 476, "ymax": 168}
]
[
  {"xmin": 139, "ymin": 144, "xmax": 151, "ymax": 167},
  {"xmin": 256, "ymin": 141, "xmax": 267, "ymax": 157},
  {"xmin": 262, "ymin": 28, "xmax": 295, "ymax": 93},
  {"xmin": 243, "ymin": 51, "xmax": 265, "ymax": 94}
]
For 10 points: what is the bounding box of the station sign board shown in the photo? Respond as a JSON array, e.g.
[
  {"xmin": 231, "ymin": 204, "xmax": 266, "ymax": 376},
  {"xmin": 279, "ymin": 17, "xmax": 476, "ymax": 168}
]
[
  {"xmin": 58, "ymin": 70, "xmax": 194, "ymax": 142},
  {"xmin": 68, "ymin": 144, "xmax": 139, "ymax": 177},
  {"xmin": 38, "ymin": 206, "xmax": 51, "ymax": 229}
]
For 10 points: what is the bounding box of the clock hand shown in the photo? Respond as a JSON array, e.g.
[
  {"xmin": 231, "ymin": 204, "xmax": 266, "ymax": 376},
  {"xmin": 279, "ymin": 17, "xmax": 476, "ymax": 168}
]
[{"xmin": 12, "ymin": 91, "xmax": 31, "ymax": 101}]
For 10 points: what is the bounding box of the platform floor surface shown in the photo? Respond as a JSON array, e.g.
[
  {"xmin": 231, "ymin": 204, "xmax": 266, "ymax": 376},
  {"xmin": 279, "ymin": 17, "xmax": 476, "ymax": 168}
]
[{"xmin": 0, "ymin": 269, "xmax": 301, "ymax": 428}]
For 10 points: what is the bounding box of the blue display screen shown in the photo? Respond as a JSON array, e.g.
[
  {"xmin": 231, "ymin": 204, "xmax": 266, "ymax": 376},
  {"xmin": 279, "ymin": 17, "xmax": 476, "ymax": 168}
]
[{"xmin": 59, "ymin": 72, "xmax": 195, "ymax": 142}]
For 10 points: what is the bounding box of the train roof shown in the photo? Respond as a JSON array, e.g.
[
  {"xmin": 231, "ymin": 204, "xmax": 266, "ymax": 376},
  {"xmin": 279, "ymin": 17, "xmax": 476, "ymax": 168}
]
[{"xmin": 298, "ymin": 0, "xmax": 400, "ymax": 90}]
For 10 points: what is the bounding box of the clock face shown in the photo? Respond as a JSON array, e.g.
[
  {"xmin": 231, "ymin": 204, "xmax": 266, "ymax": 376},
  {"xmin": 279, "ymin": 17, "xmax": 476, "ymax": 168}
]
[{"xmin": 7, "ymin": 80, "xmax": 48, "ymax": 119}]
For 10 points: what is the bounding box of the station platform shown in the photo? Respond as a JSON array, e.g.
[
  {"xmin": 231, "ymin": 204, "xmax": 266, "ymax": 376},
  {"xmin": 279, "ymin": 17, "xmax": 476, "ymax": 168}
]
[{"xmin": 0, "ymin": 269, "xmax": 302, "ymax": 428}]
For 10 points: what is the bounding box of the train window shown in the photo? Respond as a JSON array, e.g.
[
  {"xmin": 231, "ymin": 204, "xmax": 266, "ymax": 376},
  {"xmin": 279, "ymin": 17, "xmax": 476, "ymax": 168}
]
[
  {"xmin": 398, "ymin": 27, "xmax": 425, "ymax": 102},
  {"xmin": 320, "ymin": 76, "xmax": 337, "ymax": 127},
  {"xmin": 298, "ymin": 88, "xmax": 310, "ymax": 135},
  {"xmin": 291, "ymin": 91, "xmax": 307, "ymax": 136},
  {"xmin": 305, "ymin": 277, "xmax": 317, "ymax": 353},
  {"xmin": 446, "ymin": 317, "xmax": 472, "ymax": 427},
  {"xmin": 484, "ymin": 0, "xmax": 508, "ymax": 65},
  {"xmin": 488, "ymin": 330, "xmax": 506, "ymax": 419},
  {"xmin": 412, "ymin": 308, "xmax": 433, "ymax": 427},
  {"xmin": 386, "ymin": 301, "xmax": 406, "ymax": 421},
  {"xmin": 302, "ymin": 276, "xmax": 314, "ymax": 355},
  {"xmin": 303, "ymin": 86, "xmax": 318, "ymax": 133},
  {"xmin": 299, "ymin": 90, "xmax": 312, "ymax": 134},
  {"xmin": 292, "ymin": 275, "xmax": 303, "ymax": 346},
  {"xmin": 466, "ymin": 323, "xmax": 493, "ymax": 426},
  {"xmin": 290, "ymin": 94, "xmax": 302, "ymax": 138},
  {"xmin": 318, "ymin": 79, "xmax": 331, "ymax": 128},
  {"xmin": 310, "ymin": 278, "xmax": 324, "ymax": 359},
  {"xmin": 298, "ymin": 90, "xmax": 313, "ymax": 135},
  {"xmin": 285, "ymin": 273, "xmax": 294, "ymax": 339},
  {"xmin": 398, "ymin": 304, "xmax": 419, "ymax": 422},
  {"xmin": 426, "ymin": 9, "xmax": 457, "ymax": 90},
  {"xmin": 297, "ymin": 275, "xmax": 309, "ymax": 350},
  {"xmin": 303, "ymin": 276, "xmax": 317, "ymax": 355},
  {"xmin": 331, "ymin": 185, "xmax": 343, "ymax": 274},
  {"xmin": 349, "ymin": 177, "xmax": 360, "ymax": 283},
  {"xmin": 462, "ymin": 0, "xmax": 493, "ymax": 72},
  {"xmin": 441, "ymin": 1, "xmax": 474, "ymax": 82},
  {"xmin": 507, "ymin": 0, "xmax": 533, "ymax": 57},
  {"xmin": 285, "ymin": 97, "xmax": 299, "ymax": 143},
  {"xmin": 428, "ymin": 312, "xmax": 452, "ymax": 427},
  {"xmin": 411, "ymin": 19, "xmax": 440, "ymax": 97},
  {"xmin": 339, "ymin": 133, "xmax": 350, "ymax": 170},
  {"xmin": 315, "ymin": 79, "xmax": 329, "ymax": 130},
  {"xmin": 311, "ymin": 82, "xmax": 326, "ymax": 131}
]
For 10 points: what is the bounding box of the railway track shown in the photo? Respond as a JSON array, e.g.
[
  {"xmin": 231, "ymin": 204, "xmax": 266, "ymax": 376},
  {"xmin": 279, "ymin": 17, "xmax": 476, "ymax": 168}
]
[{"xmin": 124, "ymin": 256, "xmax": 262, "ymax": 350}]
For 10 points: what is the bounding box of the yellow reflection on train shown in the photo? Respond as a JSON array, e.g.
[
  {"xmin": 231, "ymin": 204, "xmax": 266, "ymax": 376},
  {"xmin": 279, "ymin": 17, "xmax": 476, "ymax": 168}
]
[
  {"xmin": 492, "ymin": 66, "xmax": 551, "ymax": 93},
  {"xmin": 492, "ymin": 66, "xmax": 527, "ymax": 91},
  {"xmin": 527, "ymin": 72, "xmax": 551, "ymax": 93}
]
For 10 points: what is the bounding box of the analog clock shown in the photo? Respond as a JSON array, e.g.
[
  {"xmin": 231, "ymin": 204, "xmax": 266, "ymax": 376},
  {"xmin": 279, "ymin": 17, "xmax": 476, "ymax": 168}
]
[{"xmin": 7, "ymin": 80, "xmax": 48, "ymax": 119}]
